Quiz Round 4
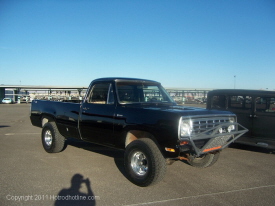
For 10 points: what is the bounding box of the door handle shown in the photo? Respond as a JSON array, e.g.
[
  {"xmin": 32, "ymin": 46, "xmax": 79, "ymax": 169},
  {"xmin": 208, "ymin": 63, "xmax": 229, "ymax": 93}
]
[{"xmin": 82, "ymin": 107, "xmax": 89, "ymax": 110}]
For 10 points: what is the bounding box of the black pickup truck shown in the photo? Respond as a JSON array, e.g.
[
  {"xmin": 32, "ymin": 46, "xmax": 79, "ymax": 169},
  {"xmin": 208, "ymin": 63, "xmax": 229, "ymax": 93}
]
[{"xmin": 30, "ymin": 78, "xmax": 247, "ymax": 186}]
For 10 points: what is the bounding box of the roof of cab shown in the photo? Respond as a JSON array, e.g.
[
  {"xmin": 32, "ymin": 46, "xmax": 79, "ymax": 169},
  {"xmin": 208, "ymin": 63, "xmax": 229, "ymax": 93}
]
[
  {"xmin": 93, "ymin": 77, "xmax": 160, "ymax": 84},
  {"xmin": 208, "ymin": 89, "xmax": 275, "ymax": 97}
]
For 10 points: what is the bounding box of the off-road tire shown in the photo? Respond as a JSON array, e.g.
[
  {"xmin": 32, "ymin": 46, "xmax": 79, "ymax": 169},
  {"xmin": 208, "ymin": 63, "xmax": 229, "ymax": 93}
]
[
  {"xmin": 124, "ymin": 138, "xmax": 167, "ymax": 187},
  {"xmin": 187, "ymin": 152, "xmax": 220, "ymax": 168},
  {"xmin": 42, "ymin": 122, "xmax": 65, "ymax": 153}
]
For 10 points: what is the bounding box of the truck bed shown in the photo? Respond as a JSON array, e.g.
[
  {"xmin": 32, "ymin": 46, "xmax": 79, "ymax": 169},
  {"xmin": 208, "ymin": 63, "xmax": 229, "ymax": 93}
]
[{"xmin": 30, "ymin": 100, "xmax": 81, "ymax": 138}]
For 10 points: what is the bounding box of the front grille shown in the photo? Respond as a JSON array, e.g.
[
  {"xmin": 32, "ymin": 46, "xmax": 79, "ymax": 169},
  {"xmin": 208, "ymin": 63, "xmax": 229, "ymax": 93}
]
[{"xmin": 192, "ymin": 117, "xmax": 233, "ymax": 134}]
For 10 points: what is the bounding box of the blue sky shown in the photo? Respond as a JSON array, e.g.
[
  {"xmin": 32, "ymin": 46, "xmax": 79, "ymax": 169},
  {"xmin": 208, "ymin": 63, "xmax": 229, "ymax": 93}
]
[{"xmin": 0, "ymin": 0, "xmax": 275, "ymax": 90}]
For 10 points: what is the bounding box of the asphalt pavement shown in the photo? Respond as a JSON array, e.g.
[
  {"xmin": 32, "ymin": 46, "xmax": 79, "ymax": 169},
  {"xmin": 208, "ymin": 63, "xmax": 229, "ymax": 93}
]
[{"xmin": 0, "ymin": 104, "xmax": 274, "ymax": 206}]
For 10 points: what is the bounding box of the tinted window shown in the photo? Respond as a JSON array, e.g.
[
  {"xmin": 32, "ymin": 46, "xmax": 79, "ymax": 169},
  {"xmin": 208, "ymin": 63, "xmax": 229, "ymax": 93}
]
[
  {"xmin": 228, "ymin": 96, "xmax": 252, "ymax": 110},
  {"xmin": 256, "ymin": 97, "xmax": 275, "ymax": 113},
  {"xmin": 211, "ymin": 95, "xmax": 226, "ymax": 109}
]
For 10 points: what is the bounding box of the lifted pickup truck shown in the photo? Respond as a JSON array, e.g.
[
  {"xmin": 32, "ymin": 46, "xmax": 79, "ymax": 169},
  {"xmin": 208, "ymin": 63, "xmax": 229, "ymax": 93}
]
[{"xmin": 30, "ymin": 78, "xmax": 247, "ymax": 186}]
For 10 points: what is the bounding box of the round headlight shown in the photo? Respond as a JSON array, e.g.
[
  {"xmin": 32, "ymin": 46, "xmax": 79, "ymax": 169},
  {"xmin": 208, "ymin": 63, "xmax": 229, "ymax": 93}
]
[{"xmin": 227, "ymin": 125, "xmax": 235, "ymax": 133}]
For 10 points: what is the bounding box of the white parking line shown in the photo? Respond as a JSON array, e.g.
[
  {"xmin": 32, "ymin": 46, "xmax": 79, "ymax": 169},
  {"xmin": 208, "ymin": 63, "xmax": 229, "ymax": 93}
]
[
  {"xmin": 124, "ymin": 184, "xmax": 275, "ymax": 206},
  {"xmin": 5, "ymin": 133, "xmax": 40, "ymax": 136}
]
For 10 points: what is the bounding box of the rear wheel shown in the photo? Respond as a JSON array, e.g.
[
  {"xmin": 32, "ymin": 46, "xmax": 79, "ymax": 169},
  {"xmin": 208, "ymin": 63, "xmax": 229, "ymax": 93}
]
[
  {"xmin": 124, "ymin": 138, "xmax": 167, "ymax": 187},
  {"xmin": 187, "ymin": 152, "xmax": 220, "ymax": 168},
  {"xmin": 42, "ymin": 122, "xmax": 65, "ymax": 153}
]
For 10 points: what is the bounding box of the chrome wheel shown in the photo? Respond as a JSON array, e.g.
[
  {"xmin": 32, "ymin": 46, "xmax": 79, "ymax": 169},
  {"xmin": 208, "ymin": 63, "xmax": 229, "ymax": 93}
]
[
  {"xmin": 42, "ymin": 122, "xmax": 65, "ymax": 153},
  {"xmin": 125, "ymin": 139, "xmax": 167, "ymax": 186},
  {"xmin": 130, "ymin": 151, "xmax": 148, "ymax": 176},
  {"xmin": 44, "ymin": 130, "xmax": 53, "ymax": 147}
]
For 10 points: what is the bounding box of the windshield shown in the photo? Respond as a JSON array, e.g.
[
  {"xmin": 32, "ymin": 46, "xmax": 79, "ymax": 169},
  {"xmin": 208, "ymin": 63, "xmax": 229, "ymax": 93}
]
[{"xmin": 116, "ymin": 82, "xmax": 175, "ymax": 104}]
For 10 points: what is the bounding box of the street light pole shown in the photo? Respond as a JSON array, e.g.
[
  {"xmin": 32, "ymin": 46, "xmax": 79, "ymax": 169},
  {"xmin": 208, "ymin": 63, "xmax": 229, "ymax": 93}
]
[{"xmin": 234, "ymin": 75, "xmax": 236, "ymax": 89}]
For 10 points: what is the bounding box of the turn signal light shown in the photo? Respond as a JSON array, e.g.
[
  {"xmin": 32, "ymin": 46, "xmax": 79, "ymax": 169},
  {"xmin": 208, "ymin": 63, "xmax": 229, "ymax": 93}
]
[
  {"xmin": 180, "ymin": 141, "xmax": 189, "ymax": 145},
  {"xmin": 165, "ymin": 148, "xmax": 175, "ymax": 152}
]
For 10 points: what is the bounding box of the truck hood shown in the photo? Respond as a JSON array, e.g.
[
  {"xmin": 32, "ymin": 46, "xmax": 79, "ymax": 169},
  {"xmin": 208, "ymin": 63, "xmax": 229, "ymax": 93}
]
[{"xmin": 123, "ymin": 104, "xmax": 234, "ymax": 117}]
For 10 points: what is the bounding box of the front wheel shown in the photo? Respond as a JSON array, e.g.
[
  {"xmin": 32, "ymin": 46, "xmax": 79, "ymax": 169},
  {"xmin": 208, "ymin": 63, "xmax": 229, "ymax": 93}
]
[
  {"xmin": 187, "ymin": 152, "xmax": 220, "ymax": 168},
  {"xmin": 124, "ymin": 138, "xmax": 167, "ymax": 187},
  {"xmin": 42, "ymin": 122, "xmax": 65, "ymax": 153}
]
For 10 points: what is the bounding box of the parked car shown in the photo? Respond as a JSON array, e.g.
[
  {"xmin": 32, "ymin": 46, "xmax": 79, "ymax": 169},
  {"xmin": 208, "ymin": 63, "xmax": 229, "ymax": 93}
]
[
  {"xmin": 207, "ymin": 89, "xmax": 275, "ymax": 150},
  {"xmin": 2, "ymin": 98, "xmax": 14, "ymax": 104}
]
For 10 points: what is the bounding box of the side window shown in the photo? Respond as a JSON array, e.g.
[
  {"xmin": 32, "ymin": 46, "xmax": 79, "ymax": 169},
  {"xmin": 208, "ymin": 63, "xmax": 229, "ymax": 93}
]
[
  {"xmin": 244, "ymin": 96, "xmax": 252, "ymax": 109},
  {"xmin": 256, "ymin": 97, "xmax": 275, "ymax": 113},
  {"xmin": 211, "ymin": 95, "xmax": 226, "ymax": 109},
  {"xmin": 88, "ymin": 83, "xmax": 113, "ymax": 104},
  {"xmin": 228, "ymin": 96, "xmax": 252, "ymax": 109},
  {"xmin": 228, "ymin": 96, "xmax": 242, "ymax": 108}
]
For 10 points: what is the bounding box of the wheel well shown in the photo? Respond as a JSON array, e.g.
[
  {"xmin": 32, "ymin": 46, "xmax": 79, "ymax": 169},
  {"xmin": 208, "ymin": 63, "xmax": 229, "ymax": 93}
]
[
  {"xmin": 41, "ymin": 115, "xmax": 54, "ymax": 127},
  {"xmin": 125, "ymin": 130, "xmax": 156, "ymax": 148}
]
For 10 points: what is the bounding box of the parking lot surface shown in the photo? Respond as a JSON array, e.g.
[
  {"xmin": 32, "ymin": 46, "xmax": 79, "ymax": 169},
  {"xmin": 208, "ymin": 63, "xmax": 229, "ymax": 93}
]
[{"xmin": 0, "ymin": 104, "xmax": 274, "ymax": 206}]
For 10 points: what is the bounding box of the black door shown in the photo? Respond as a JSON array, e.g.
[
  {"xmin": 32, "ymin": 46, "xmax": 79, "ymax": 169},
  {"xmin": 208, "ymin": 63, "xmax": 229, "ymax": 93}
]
[
  {"xmin": 252, "ymin": 96, "xmax": 275, "ymax": 141},
  {"xmin": 79, "ymin": 82, "xmax": 115, "ymax": 146}
]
